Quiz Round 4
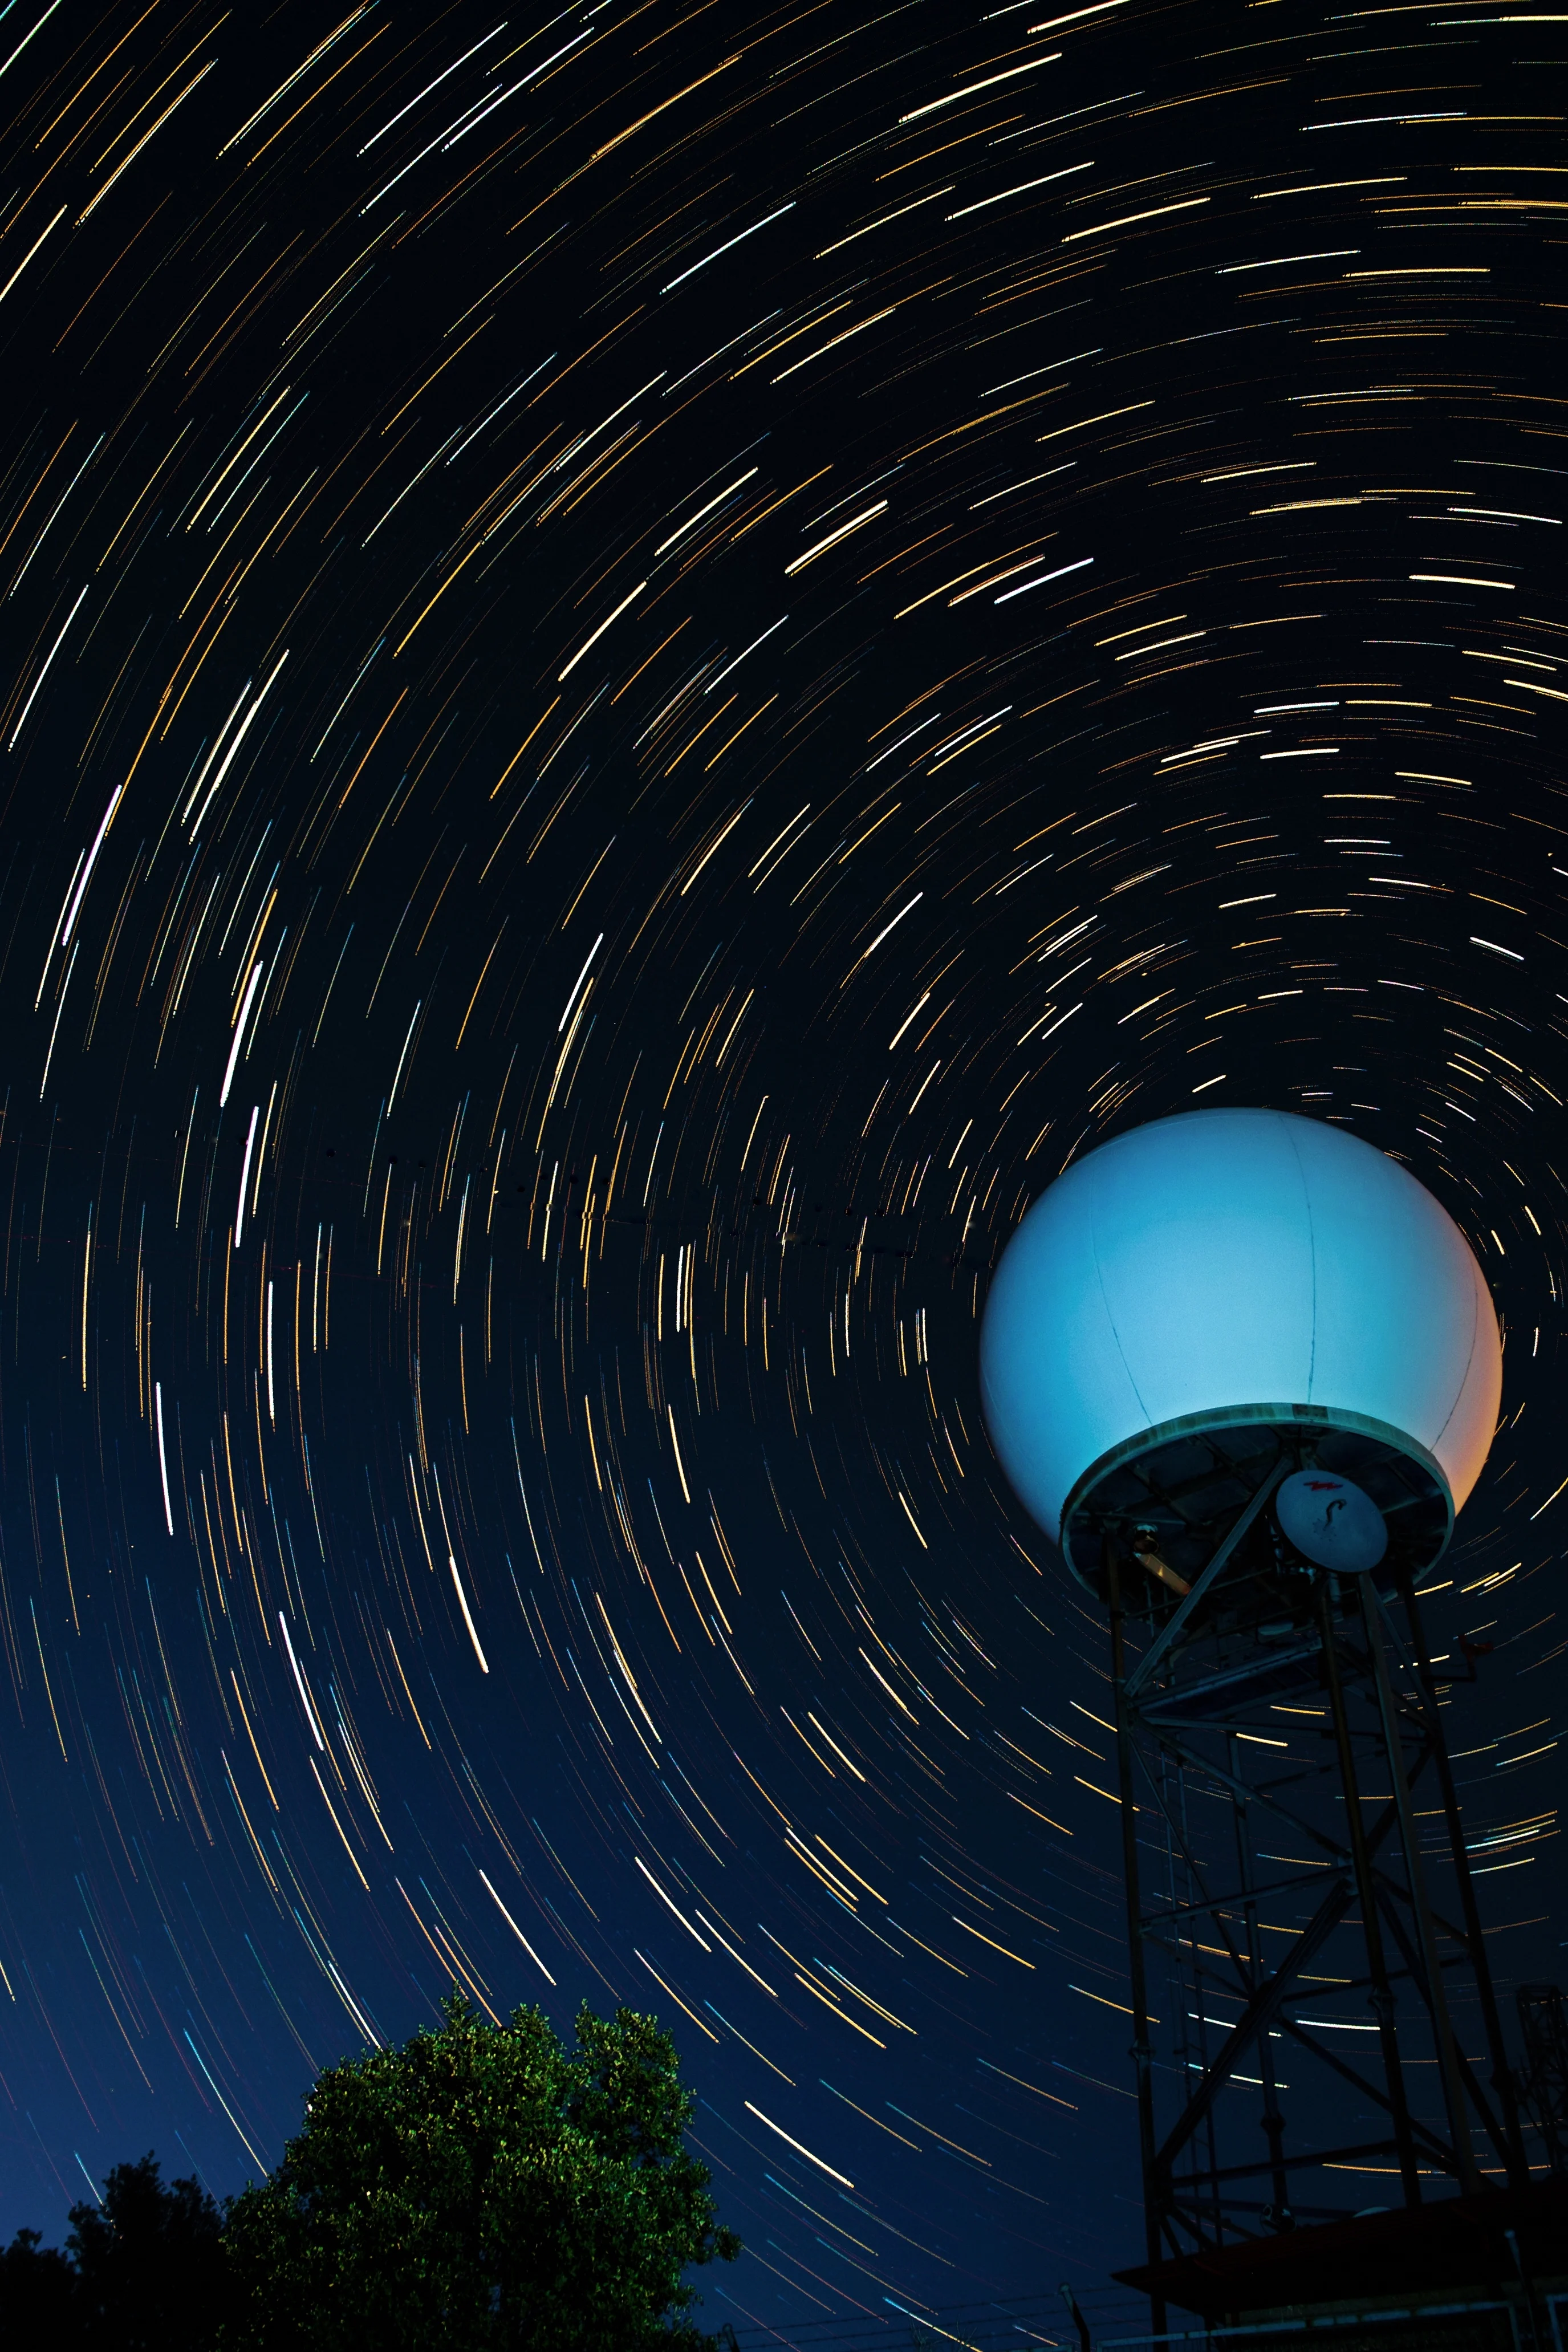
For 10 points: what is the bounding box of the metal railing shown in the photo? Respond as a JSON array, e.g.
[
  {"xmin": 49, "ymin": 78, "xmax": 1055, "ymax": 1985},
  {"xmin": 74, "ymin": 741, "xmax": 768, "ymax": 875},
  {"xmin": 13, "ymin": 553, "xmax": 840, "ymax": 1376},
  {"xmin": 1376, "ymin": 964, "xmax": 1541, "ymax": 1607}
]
[{"xmin": 724, "ymin": 2284, "xmax": 1568, "ymax": 2352}]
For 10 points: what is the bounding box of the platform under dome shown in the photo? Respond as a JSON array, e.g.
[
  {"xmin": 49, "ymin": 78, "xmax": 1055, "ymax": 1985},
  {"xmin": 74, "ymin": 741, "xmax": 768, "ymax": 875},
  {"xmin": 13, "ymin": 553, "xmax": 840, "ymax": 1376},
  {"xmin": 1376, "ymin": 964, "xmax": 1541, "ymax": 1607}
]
[{"xmin": 979, "ymin": 1108, "xmax": 1501, "ymax": 1586}]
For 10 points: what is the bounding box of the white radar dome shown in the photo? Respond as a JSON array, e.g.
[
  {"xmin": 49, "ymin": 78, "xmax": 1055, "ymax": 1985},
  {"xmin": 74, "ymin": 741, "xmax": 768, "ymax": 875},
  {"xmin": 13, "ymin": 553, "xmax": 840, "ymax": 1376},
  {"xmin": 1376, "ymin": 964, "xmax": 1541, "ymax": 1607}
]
[{"xmin": 980, "ymin": 1107, "xmax": 1501, "ymax": 1552}]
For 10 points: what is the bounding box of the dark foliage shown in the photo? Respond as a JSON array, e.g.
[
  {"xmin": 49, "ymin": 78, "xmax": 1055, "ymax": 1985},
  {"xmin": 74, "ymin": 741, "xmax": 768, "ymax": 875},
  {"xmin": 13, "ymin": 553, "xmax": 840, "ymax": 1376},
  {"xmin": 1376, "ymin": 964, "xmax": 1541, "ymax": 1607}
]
[
  {"xmin": 0, "ymin": 2000, "xmax": 737, "ymax": 2350},
  {"xmin": 0, "ymin": 2156, "xmax": 225, "ymax": 2351},
  {"xmin": 222, "ymin": 1993, "xmax": 740, "ymax": 2350},
  {"xmin": 68, "ymin": 2154, "xmax": 227, "ymax": 2351},
  {"xmin": 0, "ymin": 2227, "xmax": 78, "ymax": 2343}
]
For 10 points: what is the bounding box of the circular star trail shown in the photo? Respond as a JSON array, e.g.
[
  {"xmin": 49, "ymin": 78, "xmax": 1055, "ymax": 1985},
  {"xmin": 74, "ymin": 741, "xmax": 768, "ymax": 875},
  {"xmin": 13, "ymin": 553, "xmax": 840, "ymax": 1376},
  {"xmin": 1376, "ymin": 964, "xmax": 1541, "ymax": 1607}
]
[{"xmin": 0, "ymin": 0, "xmax": 1564, "ymax": 2330}]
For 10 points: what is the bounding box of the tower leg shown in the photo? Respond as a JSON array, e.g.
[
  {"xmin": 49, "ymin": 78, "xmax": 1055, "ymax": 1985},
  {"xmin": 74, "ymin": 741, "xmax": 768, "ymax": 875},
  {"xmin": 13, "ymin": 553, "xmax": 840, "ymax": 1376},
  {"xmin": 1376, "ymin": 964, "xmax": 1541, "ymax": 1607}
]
[
  {"xmin": 1398, "ymin": 1576, "xmax": 1530, "ymax": 2191},
  {"xmin": 1106, "ymin": 1537, "xmax": 1166, "ymax": 2337},
  {"xmin": 1359, "ymin": 1580, "xmax": 1480, "ymax": 2191},
  {"xmin": 1231, "ymin": 1759, "xmax": 1291, "ymax": 2227},
  {"xmin": 1315, "ymin": 1569, "xmax": 1423, "ymax": 2207}
]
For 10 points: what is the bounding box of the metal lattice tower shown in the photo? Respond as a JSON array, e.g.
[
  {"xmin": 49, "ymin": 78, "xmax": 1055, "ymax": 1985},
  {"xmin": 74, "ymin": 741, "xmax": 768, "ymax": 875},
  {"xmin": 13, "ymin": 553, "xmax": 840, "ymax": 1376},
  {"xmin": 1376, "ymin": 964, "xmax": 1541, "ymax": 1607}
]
[
  {"xmin": 1517, "ymin": 1984, "xmax": 1568, "ymax": 2176},
  {"xmin": 978, "ymin": 1110, "xmax": 1531, "ymax": 2338},
  {"xmin": 1066, "ymin": 1412, "xmax": 1528, "ymax": 2308}
]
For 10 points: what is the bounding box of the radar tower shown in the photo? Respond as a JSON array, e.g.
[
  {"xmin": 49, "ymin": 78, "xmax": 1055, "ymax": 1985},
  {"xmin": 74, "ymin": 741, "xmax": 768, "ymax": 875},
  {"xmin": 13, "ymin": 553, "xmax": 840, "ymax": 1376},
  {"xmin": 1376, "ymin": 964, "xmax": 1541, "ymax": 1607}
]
[{"xmin": 980, "ymin": 1109, "xmax": 1534, "ymax": 2329}]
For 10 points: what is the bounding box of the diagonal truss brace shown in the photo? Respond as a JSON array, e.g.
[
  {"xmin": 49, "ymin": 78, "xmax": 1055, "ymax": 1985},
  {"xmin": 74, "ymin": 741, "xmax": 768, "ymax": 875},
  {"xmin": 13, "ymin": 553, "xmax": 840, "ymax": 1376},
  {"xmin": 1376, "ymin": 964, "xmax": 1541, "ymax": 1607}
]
[
  {"xmin": 1126, "ymin": 1460, "xmax": 1292, "ymax": 1702},
  {"xmin": 1153, "ymin": 1879, "xmax": 1351, "ymax": 2181}
]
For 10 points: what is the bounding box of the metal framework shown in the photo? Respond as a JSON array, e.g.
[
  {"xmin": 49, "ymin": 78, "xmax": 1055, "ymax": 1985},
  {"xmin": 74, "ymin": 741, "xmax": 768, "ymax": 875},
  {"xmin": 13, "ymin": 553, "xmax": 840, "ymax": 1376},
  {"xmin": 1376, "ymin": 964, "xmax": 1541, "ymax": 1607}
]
[
  {"xmin": 1517, "ymin": 1985, "xmax": 1568, "ymax": 2176},
  {"xmin": 1061, "ymin": 1409, "xmax": 1530, "ymax": 2325}
]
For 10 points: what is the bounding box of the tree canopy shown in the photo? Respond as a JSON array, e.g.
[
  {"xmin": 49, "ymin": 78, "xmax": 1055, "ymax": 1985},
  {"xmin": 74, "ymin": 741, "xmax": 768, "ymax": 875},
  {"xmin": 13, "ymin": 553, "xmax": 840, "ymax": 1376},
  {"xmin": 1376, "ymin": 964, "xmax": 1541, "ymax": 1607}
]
[
  {"xmin": 69, "ymin": 2153, "xmax": 228, "ymax": 2350},
  {"xmin": 0, "ymin": 1996, "xmax": 738, "ymax": 2350},
  {"xmin": 2, "ymin": 2153, "xmax": 226, "ymax": 2351},
  {"xmin": 221, "ymin": 1993, "xmax": 740, "ymax": 2350}
]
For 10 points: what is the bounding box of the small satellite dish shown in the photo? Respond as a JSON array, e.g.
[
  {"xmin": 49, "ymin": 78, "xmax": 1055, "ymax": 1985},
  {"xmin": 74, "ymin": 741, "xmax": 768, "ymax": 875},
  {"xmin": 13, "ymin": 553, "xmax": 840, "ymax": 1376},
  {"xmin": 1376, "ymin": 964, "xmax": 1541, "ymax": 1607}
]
[{"xmin": 1276, "ymin": 1468, "xmax": 1388, "ymax": 1573}]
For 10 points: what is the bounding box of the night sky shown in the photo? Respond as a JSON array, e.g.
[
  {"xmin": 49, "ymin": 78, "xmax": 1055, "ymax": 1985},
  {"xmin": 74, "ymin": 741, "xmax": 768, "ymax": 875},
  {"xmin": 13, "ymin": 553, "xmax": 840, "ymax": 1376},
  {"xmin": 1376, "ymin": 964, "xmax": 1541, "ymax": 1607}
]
[{"xmin": 0, "ymin": 0, "xmax": 1564, "ymax": 2335}]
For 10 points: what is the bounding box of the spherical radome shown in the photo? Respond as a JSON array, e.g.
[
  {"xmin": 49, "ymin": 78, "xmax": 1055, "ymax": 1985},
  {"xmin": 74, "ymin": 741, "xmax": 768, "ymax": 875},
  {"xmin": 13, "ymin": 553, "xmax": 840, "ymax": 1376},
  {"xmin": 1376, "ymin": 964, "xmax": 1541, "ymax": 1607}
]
[{"xmin": 979, "ymin": 1108, "xmax": 1502, "ymax": 1549}]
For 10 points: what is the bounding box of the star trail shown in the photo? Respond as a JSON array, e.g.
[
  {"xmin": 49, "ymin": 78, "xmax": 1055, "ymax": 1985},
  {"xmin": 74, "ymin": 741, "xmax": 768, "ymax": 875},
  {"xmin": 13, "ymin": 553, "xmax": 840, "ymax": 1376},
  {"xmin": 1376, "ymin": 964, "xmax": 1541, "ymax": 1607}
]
[{"xmin": 0, "ymin": 0, "xmax": 1563, "ymax": 2333}]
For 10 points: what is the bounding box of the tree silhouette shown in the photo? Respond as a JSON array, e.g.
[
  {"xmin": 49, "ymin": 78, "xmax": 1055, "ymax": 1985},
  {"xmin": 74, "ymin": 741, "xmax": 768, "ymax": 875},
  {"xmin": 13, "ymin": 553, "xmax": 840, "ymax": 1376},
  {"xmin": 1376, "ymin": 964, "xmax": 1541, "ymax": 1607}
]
[
  {"xmin": 68, "ymin": 2153, "xmax": 226, "ymax": 2351},
  {"xmin": 0, "ymin": 2225, "xmax": 78, "ymax": 2344},
  {"xmin": 222, "ymin": 1992, "xmax": 740, "ymax": 2350}
]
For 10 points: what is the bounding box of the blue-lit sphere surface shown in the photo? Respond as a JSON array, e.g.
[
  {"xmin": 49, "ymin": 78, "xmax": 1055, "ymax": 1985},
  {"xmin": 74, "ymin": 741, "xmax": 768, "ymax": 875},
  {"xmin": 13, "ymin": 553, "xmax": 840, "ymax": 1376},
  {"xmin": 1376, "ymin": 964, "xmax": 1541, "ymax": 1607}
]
[{"xmin": 979, "ymin": 1107, "xmax": 1502, "ymax": 1549}]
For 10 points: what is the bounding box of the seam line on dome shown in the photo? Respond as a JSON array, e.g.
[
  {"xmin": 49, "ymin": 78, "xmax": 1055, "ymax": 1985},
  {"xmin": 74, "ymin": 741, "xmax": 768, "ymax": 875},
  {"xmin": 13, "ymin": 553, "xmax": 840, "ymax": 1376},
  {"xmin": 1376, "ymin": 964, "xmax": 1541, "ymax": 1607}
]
[
  {"xmin": 1282, "ymin": 1115, "xmax": 1318, "ymax": 1402},
  {"xmin": 1087, "ymin": 1151, "xmax": 1152, "ymax": 1429},
  {"xmin": 1428, "ymin": 1249, "xmax": 1482, "ymax": 1463}
]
